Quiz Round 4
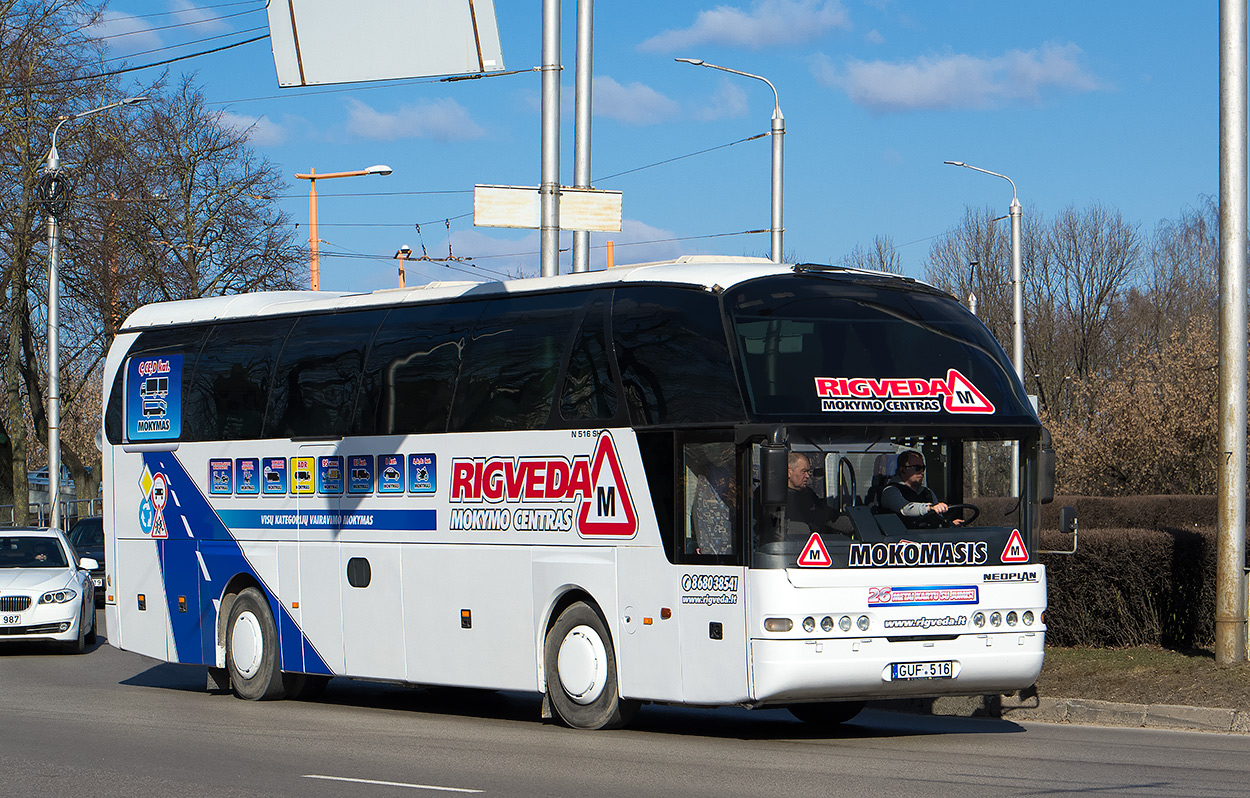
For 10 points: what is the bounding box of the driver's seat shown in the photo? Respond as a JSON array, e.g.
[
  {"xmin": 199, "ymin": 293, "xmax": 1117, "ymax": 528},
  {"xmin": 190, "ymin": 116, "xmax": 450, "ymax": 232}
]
[{"xmin": 864, "ymin": 452, "xmax": 898, "ymax": 512}]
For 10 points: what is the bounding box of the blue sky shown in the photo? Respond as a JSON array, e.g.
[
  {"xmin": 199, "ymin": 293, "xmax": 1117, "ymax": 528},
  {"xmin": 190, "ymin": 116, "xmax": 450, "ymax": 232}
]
[{"xmin": 93, "ymin": 1, "xmax": 1218, "ymax": 292}]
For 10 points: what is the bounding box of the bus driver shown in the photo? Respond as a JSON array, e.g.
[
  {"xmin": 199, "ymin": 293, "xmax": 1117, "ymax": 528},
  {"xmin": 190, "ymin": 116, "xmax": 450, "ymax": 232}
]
[{"xmin": 879, "ymin": 450, "xmax": 964, "ymax": 527}]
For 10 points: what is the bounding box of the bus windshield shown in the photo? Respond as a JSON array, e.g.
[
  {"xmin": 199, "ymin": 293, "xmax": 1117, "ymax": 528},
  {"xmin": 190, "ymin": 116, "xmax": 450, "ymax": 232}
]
[{"xmin": 749, "ymin": 431, "xmax": 1030, "ymax": 570}]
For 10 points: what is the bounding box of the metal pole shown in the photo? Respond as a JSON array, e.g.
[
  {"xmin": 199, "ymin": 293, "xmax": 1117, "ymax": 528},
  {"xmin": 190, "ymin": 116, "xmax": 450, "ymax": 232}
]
[
  {"xmin": 1009, "ymin": 197, "xmax": 1024, "ymax": 382},
  {"xmin": 770, "ymin": 103, "xmax": 784, "ymax": 263},
  {"xmin": 571, "ymin": 0, "xmax": 593, "ymax": 273},
  {"xmin": 46, "ymin": 208, "xmax": 61, "ymax": 530},
  {"xmin": 540, "ymin": 0, "xmax": 561, "ymax": 277},
  {"xmin": 1217, "ymin": 0, "xmax": 1249, "ymax": 665},
  {"xmin": 308, "ymin": 169, "xmax": 319, "ymax": 291}
]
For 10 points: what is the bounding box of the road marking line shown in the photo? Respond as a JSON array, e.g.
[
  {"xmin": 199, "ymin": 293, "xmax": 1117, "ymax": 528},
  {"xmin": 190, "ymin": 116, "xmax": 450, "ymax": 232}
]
[{"xmin": 303, "ymin": 775, "xmax": 482, "ymax": 793}]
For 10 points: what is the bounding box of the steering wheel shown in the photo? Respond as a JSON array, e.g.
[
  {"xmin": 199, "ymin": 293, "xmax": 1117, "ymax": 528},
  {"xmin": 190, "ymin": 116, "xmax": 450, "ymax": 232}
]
[
  {"xmin": 940, "ymin": 503, "xmax": 980, "ymax": 525},
  {"xmin": 836, "ymin": 457, "xmax": 857, "ymax": 514}
]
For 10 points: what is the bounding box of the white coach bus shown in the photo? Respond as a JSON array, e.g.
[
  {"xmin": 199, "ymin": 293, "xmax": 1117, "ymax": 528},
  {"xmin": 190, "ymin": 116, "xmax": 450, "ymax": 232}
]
[{"xmin": 102, "ymin": 256, "xmax": 1053, "ymax": 730}]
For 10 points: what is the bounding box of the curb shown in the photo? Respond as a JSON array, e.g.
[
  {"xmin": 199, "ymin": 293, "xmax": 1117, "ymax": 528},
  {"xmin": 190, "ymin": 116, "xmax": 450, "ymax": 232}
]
[{"xmin": 869, "ymin": 693, "xmax": 1250, "ymax": 735}]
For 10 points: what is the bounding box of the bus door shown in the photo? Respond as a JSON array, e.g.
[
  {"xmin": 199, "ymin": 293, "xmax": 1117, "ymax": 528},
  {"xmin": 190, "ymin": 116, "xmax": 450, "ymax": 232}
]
[
  {"xmin": 675, "ymin": 439, "xmax": 749, "ymax": 704},
  {"xmin": 337, "ymin": 448, "xmax": 407, "ymax": 681},
  {"xmin": 293, "ymin": 444, "xmax": 345, "ymax": 675}
]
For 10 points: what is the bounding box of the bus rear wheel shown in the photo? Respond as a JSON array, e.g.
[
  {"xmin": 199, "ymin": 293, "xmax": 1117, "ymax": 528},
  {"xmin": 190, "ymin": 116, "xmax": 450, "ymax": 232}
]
[
  {"xmin": 226, "ymin": 587, "xmax": 288, "ymax": 700},
  {"xmin": 787, "ymin": 700, "xmax": 865, "ymax": 727},
  {"xmin": 544, "ymin": 601, "xmax": 638, "ymax": 730}
]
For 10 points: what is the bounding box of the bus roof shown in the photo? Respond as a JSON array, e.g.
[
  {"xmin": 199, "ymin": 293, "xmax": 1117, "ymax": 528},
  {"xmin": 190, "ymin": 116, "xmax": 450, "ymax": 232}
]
[{"xmin": 118, "ymin": 257, "xmax": 930, "ymax": 331}]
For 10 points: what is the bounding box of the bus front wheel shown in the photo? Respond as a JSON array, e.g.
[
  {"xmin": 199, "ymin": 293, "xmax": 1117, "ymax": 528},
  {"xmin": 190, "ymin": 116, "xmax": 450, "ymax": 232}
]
[
  {"xmin": 226, "ymin": 587, "xmax": 288, "ymax": 700},
  {"xmin": 544, "ymin": 601, "xmax": 638, "ymax": 730}
]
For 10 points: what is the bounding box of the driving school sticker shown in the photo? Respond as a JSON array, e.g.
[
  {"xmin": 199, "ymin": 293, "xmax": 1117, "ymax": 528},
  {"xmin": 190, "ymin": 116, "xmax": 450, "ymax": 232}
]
[{"xmin": 815, "ymin": 370, "xmax": 994, "ymax": 414}]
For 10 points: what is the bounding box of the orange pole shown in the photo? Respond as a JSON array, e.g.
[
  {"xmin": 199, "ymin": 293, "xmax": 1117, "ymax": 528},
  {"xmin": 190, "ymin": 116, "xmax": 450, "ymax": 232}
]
[
  {"xmin": 308, "ymin": 168, "xmax": 319, "ymax": 291},
  {"xmin": 398, "ymin": 253, "xmax": 407, "ymax": 288},
  {"xmin": 606, "ymin": 240, "xmax": 614, "ymax": 269}
]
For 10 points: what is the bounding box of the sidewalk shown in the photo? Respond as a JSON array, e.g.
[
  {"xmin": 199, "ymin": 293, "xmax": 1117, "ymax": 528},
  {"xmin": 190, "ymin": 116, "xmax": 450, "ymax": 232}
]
[{"xmin": 870, "ymin": 690, "xmax": 1250, "ymax": 734}]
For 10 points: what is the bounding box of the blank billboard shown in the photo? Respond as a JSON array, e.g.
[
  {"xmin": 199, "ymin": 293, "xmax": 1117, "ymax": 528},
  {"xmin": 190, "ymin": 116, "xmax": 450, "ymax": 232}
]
[{"xmin": 267, "ymin": 0, "xmax": 505, "ymax": 87}]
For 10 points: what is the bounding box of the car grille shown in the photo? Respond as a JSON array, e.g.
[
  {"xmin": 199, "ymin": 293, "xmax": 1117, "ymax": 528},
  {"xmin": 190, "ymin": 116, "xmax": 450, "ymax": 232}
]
[
  {"xmin": 0, "ymin": 596, "xmax": 32, "ymax": 612},
  {"xmin": 0, "ymin": 622, "xmax": 65, "ymax": 636}
]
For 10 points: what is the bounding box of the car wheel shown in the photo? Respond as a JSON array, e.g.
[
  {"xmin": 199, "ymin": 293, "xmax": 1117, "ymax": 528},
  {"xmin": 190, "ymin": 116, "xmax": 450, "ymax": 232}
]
[
  {"xmin": 225, "ymin": 587, "xmax": 287, "ymax": 700},
  {"xmin": 543, "ymin": 601, "xmax": 638, "ymax": 730},
  {"xmin": 85, "ymin": 605, "xmax": 98, "ymax": 646},
  {"xmin": 60, "ymin": 604, "xmax": 87, "ymax": 655}
]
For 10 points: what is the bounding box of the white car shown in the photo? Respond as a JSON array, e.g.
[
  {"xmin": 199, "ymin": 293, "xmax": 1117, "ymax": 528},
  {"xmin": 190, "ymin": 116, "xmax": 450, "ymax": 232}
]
[{"xmin": 0, "ymin": 528, "xmax": 98, "ymax": 653}]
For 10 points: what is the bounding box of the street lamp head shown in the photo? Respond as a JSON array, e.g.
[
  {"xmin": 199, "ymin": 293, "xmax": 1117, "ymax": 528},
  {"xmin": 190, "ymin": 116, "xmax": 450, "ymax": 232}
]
[
  {"xmin": 366, "ymin": 164, "xmax": 393, "ymax": 176},
  {"xmin": 121, "ymin": 96, "xmax": 150, "ymax": 106},
  {"xmin": 674, "ymin": 57, "xmax": 705, "ymax": 66},
  {"xmin": 944, "ymin": 160, "xmax": 966, "ymax": 167}
]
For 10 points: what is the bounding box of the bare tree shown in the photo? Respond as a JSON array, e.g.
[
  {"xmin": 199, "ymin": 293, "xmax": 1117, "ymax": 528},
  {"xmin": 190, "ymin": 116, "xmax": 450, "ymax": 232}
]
[{"xmin": 841, "ymin": 234, "xmax": 904, "ymax": 274}]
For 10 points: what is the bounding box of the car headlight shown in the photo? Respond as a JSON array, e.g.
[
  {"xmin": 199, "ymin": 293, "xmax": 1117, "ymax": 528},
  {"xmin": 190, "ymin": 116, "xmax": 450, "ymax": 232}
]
[{"xmin": 39, "ymin": 589, "xmax": 78, "ymax": 604}]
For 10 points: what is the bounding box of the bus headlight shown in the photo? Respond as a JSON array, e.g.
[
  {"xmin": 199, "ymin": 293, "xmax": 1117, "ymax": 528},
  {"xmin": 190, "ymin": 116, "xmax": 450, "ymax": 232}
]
[
  {"xmin": 821, "ymin": 616, "xmax": 834, "ymax": 632},
  {"xmin": 1023, "ymin": 611, "xmax": 1035, "ymax": 626},
  {"xmin": 972, "ymin": 612, "xmax": 986, "ymax": 628},
  {"xmin": 1006, "ymin": 611, "xmax": 1019, "ymax": 627},
  {"xmin": 856, "ymin": 615, "xmax": 870, "ymax": 632},
  {"xmin": 764, "ymin": 618, "xmax": 793, "ymax": 633},
  {"xmin": 802, "ymin": 616, "xmax": 816, "ymax": 633},
  {"xmin": 838, "ymin": 616, "xmax": 852, "ymax": 632},
  {"xmin": 990, "ymin": 612, "xmax": 1002, "ymax": 627}
]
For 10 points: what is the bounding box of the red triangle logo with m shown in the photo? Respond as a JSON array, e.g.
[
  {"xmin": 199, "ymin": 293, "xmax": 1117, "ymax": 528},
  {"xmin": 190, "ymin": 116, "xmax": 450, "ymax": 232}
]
[
  {"xmin": 1001, "ymin": 528, "xmax": 1030, "ymax": 563},
  {"xmin": 577, "ymin": 432, "xmax": 637, "ymax": 537},
  {"xmin": 797, "ymin": 533, "xmax": 833, "ymax": 567},
  {"xmin": 944, "ymin": 369, "xmax": 995, "ymax": 414}
]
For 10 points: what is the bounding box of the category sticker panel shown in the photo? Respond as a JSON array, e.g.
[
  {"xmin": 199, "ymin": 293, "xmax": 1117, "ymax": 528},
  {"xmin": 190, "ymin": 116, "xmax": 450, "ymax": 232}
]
[{"xmin": 126, "ymin": 354, "xmax": 182, "ymax": 441}]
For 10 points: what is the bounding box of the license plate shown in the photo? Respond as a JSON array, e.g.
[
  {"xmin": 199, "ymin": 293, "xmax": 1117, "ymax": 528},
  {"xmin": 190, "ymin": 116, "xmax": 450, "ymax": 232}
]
[
  {"xmin": 891, "ymin": 660, "xmax": 954, "ymax": 680},
  {"xmin": 1, "ymin": 613, "xmax": 22, "ymax": 626},
  {"xmin": 92, "ymin": 578, "xmax": 103, "ymax": 588}
]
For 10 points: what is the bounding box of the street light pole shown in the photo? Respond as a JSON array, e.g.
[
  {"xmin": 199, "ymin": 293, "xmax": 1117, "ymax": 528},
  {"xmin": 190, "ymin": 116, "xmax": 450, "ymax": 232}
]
[
  {"xmin": 295, "ymin": 165, "xmax": 392, "ymax": 290},
  {"xmin": 676, "ymin": 58, "xmax": 784, "ymax": 262},
  {"xmin": 42, "ymin": 95, "xmax": 147, "ymax": 530}
]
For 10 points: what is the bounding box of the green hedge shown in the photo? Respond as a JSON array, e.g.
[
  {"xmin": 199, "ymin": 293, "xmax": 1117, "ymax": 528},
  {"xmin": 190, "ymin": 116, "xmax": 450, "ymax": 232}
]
[{"xmin": 1034, "ymin": 495, "xmax": 1250, "ymax": 648}]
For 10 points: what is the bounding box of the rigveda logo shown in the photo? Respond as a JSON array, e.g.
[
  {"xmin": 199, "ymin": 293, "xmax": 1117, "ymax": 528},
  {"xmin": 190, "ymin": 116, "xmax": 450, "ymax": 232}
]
[{"xmin": 814, "ymin": 369, "xmax": 995, "ymax": 414}]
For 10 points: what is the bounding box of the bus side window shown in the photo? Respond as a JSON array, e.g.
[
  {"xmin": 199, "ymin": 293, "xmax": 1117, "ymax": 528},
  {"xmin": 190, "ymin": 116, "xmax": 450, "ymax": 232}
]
[
  {"xmin": 110, "ymin": 326, "xmax": 210, "ymax": 444},
  {"xmin": 264, "ymin": 310, "xmax": 387, "ymax": 439},
  {"xmin": 355, "ymin": 303, "xmax": 479, "ymax": 436},
  {"xmin": 450, "ymin": 293, "xmax": 586, "ymax": 432},
  {"xmin": 612, "ymin": 287, "xmax": 745, "ymax": 426},
  {"xmin": 185, "ymin": 318, "xmax": 293, "ymax": 441},
  {"xmin": 683, "ymin": 440, "xmax": 737, "ymax": 560},
  {"xmin": 559, "ymin": 296, "xmax": 619, "ymax": 423}
]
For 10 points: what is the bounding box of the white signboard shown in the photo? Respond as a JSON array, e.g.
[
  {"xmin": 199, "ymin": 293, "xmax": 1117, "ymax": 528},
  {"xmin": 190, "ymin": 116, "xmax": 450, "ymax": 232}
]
[
  {"xmin": 267, "ymin": 0, "xmax": 505, "ymax": 87},
  {"xmin": 474, "ymin": 185, "xmax": 623, "ymax": 232}
]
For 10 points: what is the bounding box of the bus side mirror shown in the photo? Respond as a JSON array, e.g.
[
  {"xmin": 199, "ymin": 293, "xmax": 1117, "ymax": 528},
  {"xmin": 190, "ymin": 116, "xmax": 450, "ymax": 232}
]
[
  {"xmin": 760, "ymin": 442, "xmax": 788, "ymax": 508},
  {"xmin": 1038, "ymin": 427, "xmax": 1056, "ymax": 505}
]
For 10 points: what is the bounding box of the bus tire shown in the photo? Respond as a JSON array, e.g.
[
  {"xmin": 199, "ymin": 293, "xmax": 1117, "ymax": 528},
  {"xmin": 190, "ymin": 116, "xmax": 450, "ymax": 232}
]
[
  {"xmin": 226, "ymin": 587, "xmax": 287, "ymax": 701},
  {"xmin": 544, "ymin": 601, "xmax": 638, "ymax": 730},
  {"xmin": 787, "ymin": 700, "xmax": 865, "ymax": 727}
]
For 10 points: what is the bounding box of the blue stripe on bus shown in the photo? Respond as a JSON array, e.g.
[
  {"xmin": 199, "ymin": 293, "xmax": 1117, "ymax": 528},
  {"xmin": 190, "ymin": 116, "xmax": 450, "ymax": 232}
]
[
  {"xmin": 144, "ymin": 452, "xmax": 332, "ymax": 676},
  {"xmin": 215, "ymin": 508, "xmax": 437, "ymax": 532}
]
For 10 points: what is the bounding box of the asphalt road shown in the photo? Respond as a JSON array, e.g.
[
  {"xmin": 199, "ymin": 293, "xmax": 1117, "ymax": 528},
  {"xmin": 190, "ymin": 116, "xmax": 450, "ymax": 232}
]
[{"xmin": 1, "ymin": 611, "xmax": 1248, "ymax": 798}]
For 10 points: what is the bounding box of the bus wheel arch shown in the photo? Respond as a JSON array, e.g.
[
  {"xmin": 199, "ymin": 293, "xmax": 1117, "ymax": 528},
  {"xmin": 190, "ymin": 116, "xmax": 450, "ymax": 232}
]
[{"xmin": 542, "ymin": 594, "xmax": 639, "ymax": 730}]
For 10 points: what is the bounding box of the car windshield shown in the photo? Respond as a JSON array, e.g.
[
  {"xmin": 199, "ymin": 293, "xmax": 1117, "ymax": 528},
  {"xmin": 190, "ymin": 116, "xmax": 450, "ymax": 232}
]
[
  {"xmin": 0, "ymin": 536, "xmax": 68, "ymax": 568},
  {"xmin": 69, "ymin": 518, "xmax": 103, "ymax": 549}
]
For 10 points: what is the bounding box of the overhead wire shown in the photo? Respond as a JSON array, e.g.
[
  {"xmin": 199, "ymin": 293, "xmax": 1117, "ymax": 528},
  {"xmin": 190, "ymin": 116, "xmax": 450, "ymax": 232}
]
[
  {"xmin": 94, "ymin": 6, "xmax": 265, "ymax": 41},
  {"xmin": 98, "ymin": 25, "xmax": 269, "ymax": 63},
  {"xmin": 104, "ymin": 0, "xmax": 265, "ymax": 21}
]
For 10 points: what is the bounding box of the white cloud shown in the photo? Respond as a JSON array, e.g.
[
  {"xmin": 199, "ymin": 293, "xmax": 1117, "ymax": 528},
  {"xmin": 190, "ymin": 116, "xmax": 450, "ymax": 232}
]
[
  {"xmin": 641, "ymin": 0, "xmax": 851, "ymax": 52},
  {"xmin": 219, "ymin": 112, "xmax": 286, "ymax": 146},
  {"xmin": 864, "ymin": 29, "xmax": 885, "ymax": 45},
  {"xmin": 593, "ymin": 76, "xmax": 680, "ymax": 125},
  {"xmin": 811, "ymin": 42, "xmax": 1105, "ymax": 113},
  {"xmin": 693, "ymin": 78, "xmax": 750, "ymax": 121},
  {"xmin": 345, "ymin": 98, "xmax": 485, "ymax": 142},
  {"xmin": 169, "ymin": 0, "xmax": 233, "ymax": 34}
]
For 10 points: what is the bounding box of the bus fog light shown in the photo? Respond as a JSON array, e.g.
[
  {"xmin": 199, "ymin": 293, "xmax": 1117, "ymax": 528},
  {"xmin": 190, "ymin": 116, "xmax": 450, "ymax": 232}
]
[
  {"xmin": 764, "ymin": 618, "xmax": 793, "ymax": 633},
  {"xmin": 856, "ymin": 615, "xmax": 870, "ymax": 631},
  {"xmin": 820, "ymin": 616, "xmax": 834, "ymax": 632},
  {"xmin": 802, "ymin": 616, "xmax": 815, "ymax": 633},
  {"xmin": 1023, "ymin": 611, "xmax": 1035, "ymax": 626},
  {"xmin": 838, "ymin": 616, "xmax": 852, "ymax": 632},
  {"xmin": 973, "ymin": 612, "xmax": 986, "ymax": 628},
  {"xmin": 990, "ymin": 612, "xmax": 1002, "ymax": 627},
  {"xmin": 1006, "ymin": 611, "xmax": 1018, "ymax": 627}
]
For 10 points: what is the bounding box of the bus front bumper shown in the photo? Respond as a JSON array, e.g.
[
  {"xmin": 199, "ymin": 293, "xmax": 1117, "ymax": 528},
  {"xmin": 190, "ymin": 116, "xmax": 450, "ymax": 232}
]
[{"xmin": 750, "ymin": 631, "xmax": 1045, "ymax": 705}]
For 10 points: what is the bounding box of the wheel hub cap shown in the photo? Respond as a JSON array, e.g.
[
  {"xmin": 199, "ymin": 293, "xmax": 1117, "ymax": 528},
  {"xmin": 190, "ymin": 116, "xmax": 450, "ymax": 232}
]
[{"xmin": 557, "ymin": 625, "xmax": 608, "ymax": 705}]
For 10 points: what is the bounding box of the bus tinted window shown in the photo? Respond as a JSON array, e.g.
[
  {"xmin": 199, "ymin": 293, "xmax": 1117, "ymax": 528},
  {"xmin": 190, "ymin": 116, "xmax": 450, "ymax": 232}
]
[
  {"xmin": 450, "ymin": 293, "xmax": 586, "ymax": 432},
  {"xmin": 265, "ymin": 311, "xmax": 386, "ymax": 439},
  {"xmin": 560, "ymin": 296, "xmax": 618, "ymax": 422},
  {"xmin": 186, "ymin": 318, "xmax": 294, "ymax": 440},
  {"xmin": 612, "ymin": 287, "xmax": 744, "ymax": 426},
  {"xmin": 354, "ymin": 303, "xmax": 480, "ymax": 435},
  {"xmin": 108, "ymin": 326, "xmax": 209, "ymax": 444}
]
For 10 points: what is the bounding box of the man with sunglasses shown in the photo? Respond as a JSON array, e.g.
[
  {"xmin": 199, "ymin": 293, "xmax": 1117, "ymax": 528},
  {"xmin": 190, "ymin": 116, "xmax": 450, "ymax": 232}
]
[{"xmin": 880, "ymin": 450, "xmax": 963, "ymax": 527}]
